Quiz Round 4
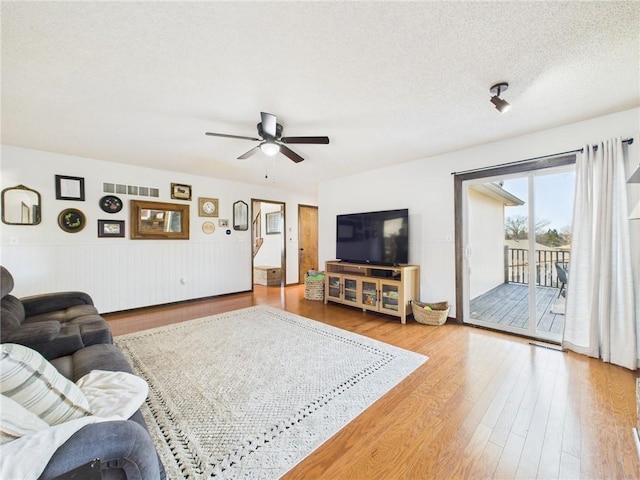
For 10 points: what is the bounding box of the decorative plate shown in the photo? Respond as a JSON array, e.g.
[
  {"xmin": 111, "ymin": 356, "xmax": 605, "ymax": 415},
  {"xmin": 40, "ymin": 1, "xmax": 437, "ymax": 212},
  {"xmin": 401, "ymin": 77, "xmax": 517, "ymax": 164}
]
[
  {"xmin": 202, "ymin": 221, "xmax": 215, "ymax": 234},
  {"xmin": 99, "ymin": 195, "xmax": 123, "ymax": 213},
  {"xmin": 58, "ymin": 208, "xmax": 86, "ymax": 233}
]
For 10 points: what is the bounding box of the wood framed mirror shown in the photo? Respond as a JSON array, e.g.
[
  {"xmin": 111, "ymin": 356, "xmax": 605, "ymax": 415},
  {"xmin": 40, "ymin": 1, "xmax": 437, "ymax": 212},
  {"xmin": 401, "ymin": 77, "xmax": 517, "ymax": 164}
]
[
  {"xmin": 1, "ymin": 185, "xmax": 41, "ymax": 225},
  {"xmin": 233, "ymin": 200, "xmax": 248, "ymax": 231},
  {"xmin": 130, "ymin": 200, "xmax": 190, "ymax": 239}
]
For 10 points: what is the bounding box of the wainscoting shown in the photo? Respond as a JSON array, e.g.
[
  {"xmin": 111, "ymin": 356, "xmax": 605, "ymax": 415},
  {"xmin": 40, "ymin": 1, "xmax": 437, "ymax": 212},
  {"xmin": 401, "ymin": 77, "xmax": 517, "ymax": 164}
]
[{"xmin": 2, "ymin": 240, "xmax": 252, "ymax": 313}]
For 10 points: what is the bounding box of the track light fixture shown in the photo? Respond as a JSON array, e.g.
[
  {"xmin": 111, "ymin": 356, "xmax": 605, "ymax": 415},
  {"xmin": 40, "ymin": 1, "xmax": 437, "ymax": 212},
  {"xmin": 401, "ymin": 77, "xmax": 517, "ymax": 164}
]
[{"xmin": 490, "ymin": 82, "xmax": 511, "ymax": 113}]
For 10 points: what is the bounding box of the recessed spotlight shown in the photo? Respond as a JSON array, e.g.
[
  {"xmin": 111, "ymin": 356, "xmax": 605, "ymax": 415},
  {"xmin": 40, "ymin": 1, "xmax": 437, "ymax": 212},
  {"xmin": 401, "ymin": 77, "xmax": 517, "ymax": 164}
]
[{"xmin": 490, "ymin": 82, "xmax": 511, "ymax": 113}]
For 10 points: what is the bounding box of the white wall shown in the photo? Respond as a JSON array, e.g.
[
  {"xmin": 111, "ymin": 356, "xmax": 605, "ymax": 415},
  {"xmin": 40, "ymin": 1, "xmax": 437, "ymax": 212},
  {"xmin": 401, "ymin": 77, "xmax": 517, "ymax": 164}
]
[
  {"xmin": 3, "ymin": 108, "xmax": 637, "ymax": 321},
  {"xmin": 467, "ymin": 188, "xmax": 506, "ymax": 299},
  {"xmin": 0, "ymin": 145, "xmax": 316, "ymax": 312},
  {"xmin": 318, "ymin": 108, "xmax": 640, "ymax": 319}
]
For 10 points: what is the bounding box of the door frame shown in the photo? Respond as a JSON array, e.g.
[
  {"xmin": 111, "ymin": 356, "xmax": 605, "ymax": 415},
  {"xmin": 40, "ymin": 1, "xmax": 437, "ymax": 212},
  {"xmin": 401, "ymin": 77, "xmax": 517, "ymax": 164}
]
[
  {"xmin": 454, "ymin": 153, "xmax": 576, "ymax": 333},
  {"xmin": 251, "ymin": 198, "xmax": 286, "ymax": 287}
]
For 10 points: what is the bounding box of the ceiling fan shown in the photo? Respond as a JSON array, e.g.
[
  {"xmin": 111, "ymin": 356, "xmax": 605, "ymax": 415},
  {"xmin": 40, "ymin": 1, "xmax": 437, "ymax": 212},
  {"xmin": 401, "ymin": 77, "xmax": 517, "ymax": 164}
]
[{"xmin": 205, "ymin": 112, "xmax": 329, "ymax": 163}]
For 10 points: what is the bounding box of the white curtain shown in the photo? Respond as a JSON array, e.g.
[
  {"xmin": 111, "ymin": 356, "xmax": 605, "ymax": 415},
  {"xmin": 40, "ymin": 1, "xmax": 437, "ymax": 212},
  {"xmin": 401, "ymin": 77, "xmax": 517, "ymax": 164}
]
[{"xmin": 563, "ymin": 137, "xmax": 637, "ymax": 370}]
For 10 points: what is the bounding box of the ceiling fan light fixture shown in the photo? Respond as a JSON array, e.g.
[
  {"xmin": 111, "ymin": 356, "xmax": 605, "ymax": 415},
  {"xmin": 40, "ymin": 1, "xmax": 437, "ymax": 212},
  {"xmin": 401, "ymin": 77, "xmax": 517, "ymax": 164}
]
[
  {"xmin": 261, "ymin": 141, "xmax": 280, "ymax": 156},
  {"xmin": 206, "ymin": 112, "xmax": 329, "ymax": 163},
  {"xmin": 489, "ymin": 82, "xmax": 511, "ymax": 113}
]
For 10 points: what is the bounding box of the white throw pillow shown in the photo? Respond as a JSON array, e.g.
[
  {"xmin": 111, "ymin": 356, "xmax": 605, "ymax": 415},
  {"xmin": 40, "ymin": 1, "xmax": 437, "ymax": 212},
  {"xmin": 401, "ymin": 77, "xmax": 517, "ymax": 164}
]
[
  {"xmin": 0, "ymin": 344, "xmax": 90, "ymax": 425},
  {"xmin": 0, "ymin": 394, "xmax": 48, "ymax": 444}
]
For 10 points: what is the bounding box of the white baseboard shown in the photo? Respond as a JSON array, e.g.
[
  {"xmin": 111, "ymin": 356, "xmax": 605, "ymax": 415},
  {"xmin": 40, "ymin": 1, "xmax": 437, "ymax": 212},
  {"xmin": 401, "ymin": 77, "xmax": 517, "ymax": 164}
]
[{"xmin": 633, "ymin": 428, "xmax": 640, "ymax": 461}]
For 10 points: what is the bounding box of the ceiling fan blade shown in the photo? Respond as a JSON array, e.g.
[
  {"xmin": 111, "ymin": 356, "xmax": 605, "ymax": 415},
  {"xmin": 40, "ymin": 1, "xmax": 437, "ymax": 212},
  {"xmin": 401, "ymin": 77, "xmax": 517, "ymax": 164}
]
[
  {"xmin": 281, "ymin": 136, "xmax": 330, "ymax": 144},
  {"xmin": 260, "ymin": 112, "xmax": 277, "ymax": 138},
  {"xmin": 238, "ymin": 146, "xmax": 261, "ymax": 159},
  {"xmin": 280, "ymin": 144, "xmax": 304, "ymax": 163},
  {"xmin": 206, "ymin": 132, "xmax": 260, "ymax": 141}
]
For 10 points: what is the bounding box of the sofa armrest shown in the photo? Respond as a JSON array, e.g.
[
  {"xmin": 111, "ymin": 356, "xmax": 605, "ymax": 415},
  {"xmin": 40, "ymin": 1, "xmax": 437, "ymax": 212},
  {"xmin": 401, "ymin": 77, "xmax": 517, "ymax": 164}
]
[
  {"xmin": 38, "ymin": 421, "xmax": 164, "ymax": 480},
  {"xmin": 22, "ymin": 292, "xmax": 95, "ymax": 317},
  {"xmin": 0, "ymin": 321, "xmax": 61, "ymax": 344}
]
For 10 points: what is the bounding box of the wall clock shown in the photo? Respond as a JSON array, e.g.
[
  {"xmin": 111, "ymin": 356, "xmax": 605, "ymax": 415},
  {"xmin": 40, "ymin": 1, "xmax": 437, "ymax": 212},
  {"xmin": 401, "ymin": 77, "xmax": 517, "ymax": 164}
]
[
  {"xmin": 198, "ymin": 197, "xmax": 219, "ymax": 217},
  {"xmin": 202, "ymin": 221, "xmax": 215, "ymax": 234},
  {"xmin": 99, "ymin": 195, "xmax": 123, "ymax": 213}
]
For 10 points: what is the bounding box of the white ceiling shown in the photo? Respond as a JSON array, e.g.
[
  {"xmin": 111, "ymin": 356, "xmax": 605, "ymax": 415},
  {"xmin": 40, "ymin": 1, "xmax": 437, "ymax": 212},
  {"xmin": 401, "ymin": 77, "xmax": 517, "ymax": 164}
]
[{"xmin": 2, "ymin": 1, "xmax": 639, "ymax": 194}]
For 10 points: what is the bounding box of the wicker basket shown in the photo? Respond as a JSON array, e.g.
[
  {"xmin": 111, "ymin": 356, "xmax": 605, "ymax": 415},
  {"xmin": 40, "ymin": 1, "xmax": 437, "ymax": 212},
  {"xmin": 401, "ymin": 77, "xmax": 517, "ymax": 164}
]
[
  {"xmin": 411, "ymin": 300, "xmax": 449, "ymax": 325},
  {"xmin": 304, "ymin": 274, "xmax": 325, "ymax": 301}
]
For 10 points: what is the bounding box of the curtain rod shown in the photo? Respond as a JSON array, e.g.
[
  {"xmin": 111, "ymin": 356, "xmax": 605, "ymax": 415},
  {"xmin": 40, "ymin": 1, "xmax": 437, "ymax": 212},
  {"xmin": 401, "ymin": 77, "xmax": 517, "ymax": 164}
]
[{"xmin": 451, "ymin": 137, "xmax": 634, "ymax": 176}]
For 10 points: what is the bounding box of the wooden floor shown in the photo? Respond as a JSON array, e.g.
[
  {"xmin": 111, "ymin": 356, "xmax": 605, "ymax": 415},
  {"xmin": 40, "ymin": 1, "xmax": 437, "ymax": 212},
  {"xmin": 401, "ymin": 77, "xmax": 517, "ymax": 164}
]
[
  {"xmin": 470, "ymin": 283, "xmax": 566, "ymax": 335},
  {"xmin": 104, "ymin": 285, "xmax": 639, "ymax": 480}
]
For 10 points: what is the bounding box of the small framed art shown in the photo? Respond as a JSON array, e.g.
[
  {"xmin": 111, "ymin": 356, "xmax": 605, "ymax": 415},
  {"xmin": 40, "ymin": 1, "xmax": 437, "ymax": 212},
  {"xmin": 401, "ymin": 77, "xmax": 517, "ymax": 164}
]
[
  {"xmin": 265, "ymin": 211, "xmax": 282, "ymax": 234},
  {"xmin": 58, "ymin": 208, "xmax": 86, "ymax": 233},
  {"xmin": 198, "ymin": 197, "xmax": 219, "ymax": 217},
  {"xmin": 55, "ymin": 175, "xmax": 85, "ymax": 201},
  {"xmin": 98, "ymin": 220, "xmax": 125, "ymax": 238},
  {"xmin": 171, "ymin": 183, "xmax": 192, "ymax": 201}
]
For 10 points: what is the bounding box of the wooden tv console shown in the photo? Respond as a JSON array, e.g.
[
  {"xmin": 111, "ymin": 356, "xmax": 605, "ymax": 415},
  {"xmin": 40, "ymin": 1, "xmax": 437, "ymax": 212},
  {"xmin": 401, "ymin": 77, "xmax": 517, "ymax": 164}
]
[{"xmin": 324, "ymin": 261, "xmax": 419, "ymax": 324}]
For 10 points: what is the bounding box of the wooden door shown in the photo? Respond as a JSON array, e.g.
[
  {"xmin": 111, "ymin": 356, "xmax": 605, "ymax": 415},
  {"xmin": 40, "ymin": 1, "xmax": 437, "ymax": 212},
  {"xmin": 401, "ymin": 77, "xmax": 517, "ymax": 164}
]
[{"xmin": 298, "ymin": 205, "xmax": 318, "ymax": 283}]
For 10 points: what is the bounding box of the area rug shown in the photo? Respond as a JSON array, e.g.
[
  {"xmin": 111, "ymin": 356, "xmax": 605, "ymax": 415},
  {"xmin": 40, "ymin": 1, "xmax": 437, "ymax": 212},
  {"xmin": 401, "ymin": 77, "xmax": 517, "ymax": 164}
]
[{"xmin": 115, "ymin": 305, "xmax": 427, "ymax": 479}]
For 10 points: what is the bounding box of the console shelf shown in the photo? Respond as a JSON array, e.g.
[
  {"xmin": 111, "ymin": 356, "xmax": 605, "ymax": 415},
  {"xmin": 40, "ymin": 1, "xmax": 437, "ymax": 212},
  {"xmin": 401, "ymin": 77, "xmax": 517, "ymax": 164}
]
[{"xmin": 324, "ymin": 261, "xmax": 419, "ymax": 324}]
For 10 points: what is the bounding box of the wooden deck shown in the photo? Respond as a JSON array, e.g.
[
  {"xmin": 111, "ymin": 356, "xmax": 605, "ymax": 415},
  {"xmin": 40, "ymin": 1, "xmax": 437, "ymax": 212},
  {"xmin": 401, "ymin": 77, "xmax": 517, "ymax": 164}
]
[{"xmin": 469, "ymin": 282, "xmax": 565, "ymax": 334}]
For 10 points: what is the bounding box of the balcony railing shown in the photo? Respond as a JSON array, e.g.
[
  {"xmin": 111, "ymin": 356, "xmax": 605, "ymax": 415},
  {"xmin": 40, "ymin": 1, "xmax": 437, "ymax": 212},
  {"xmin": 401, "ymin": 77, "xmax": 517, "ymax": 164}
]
[{"xmin": 504, "ymin": 246, "xmax": 570, "ymax": 287}]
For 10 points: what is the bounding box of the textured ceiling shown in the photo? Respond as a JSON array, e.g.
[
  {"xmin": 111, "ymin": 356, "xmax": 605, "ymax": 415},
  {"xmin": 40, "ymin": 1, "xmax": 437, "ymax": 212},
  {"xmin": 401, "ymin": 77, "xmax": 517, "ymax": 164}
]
[{"xmin": 2, "ymin": 1, "xmax": 639, "ymax": 194}]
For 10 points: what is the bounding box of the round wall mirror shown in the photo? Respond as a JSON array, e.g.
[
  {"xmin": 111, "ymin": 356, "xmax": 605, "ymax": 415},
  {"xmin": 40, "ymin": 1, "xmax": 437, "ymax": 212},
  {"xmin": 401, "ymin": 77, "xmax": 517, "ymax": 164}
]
[{"xmin": 1, "ymin": 185, "xmax": 41, "ymax": 225}]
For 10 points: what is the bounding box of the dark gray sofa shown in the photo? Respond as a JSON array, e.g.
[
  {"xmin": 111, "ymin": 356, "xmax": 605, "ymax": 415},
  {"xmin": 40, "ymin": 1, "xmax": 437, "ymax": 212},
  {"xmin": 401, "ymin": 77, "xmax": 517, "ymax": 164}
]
[
  {"xmin": 0, "ymin": 266, "xmax": 112, "ymax": 360},
  {"xmin": 1, "ymin": 267, "xmax": 165, "ymax": 478},
  {"xmin": 40, "ymin": 343, "xmax": 166, "ymax": 480}
]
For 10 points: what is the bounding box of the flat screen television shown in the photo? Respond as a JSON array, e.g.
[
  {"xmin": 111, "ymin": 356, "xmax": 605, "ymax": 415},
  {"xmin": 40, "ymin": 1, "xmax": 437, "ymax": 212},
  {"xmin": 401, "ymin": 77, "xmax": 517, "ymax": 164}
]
[{"xmin": 336, "ymin": 208, "xmax": 409, "ymax": 266}]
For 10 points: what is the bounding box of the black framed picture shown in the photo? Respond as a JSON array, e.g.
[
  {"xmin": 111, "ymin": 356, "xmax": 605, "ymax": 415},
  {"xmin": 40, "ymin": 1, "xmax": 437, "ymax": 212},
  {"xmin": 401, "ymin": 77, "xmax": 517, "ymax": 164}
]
[
  {"xmin": 98, "ymin": 219, "xmax": 125, "ymax": 238},
  {"xmin": 99, "ymin": 195, "xmax": 123, "ymax": 213},
  {"xmin": 171, "ymin": 183, "xmax": 192, "ymax": 201},
  {"xmin": 55, "ymin": 175, "xmax": 85, "ymax": 201}
]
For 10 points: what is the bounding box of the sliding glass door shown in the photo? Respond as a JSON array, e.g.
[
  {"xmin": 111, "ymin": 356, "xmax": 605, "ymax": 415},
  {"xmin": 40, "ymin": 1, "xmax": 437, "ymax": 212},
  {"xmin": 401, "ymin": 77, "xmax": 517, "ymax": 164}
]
[{"xmin": 462, "ymin": 165, "xmax": 574, "ymax": 343}]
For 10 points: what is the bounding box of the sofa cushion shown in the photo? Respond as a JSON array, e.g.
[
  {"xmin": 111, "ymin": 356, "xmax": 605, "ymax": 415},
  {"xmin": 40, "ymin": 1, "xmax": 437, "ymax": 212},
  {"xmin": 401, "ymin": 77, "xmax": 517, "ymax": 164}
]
[
  {"xmin": 26, "ymin": 304, "xmax": 99, "ymax": 323},
  {"xmin": 0, "ymin": 394, "xmax": 48, "ymax": 444},
  {"xmin": 1, "ymin": 294, "xmax": 25, "ymax": 328},
  {"xmin": 50, "ymin": 355, "xmax": 74, "ymax": 380},
  {"xmin": 56, "ymin": 344, "xmax": 134, "ymax": 382},
  {"xmin": 32, "ymin": 324, "xmax": 85, "ymax": 361},
  {"xmin": 72, "ymin": 316, "xmax": 113, "ymax": 346},
  {"xmin": 0, "ymin": 266, "xmax": 14, "ymax": 297},
  {"xmin": 0, "ymin": 344, "xmax": 91, "ymax": 425},
  {"xmin": 0, "ymin": 320, "xmax": 61, "ymax": 345}
]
